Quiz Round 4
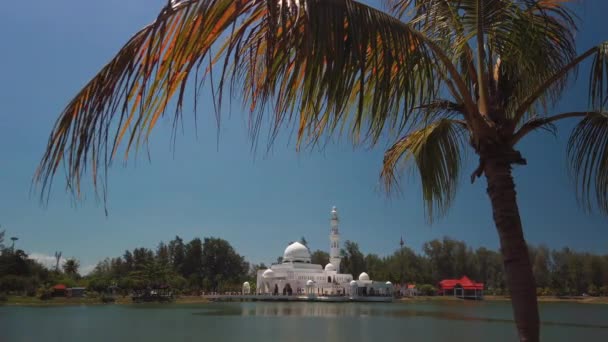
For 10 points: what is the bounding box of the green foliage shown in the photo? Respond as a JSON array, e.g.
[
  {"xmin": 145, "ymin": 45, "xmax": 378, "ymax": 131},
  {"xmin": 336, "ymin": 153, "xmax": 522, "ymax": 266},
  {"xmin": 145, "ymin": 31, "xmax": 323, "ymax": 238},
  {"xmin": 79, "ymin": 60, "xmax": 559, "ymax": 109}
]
[
  {"xmin": 62, "ymin": 258, "xmax": 80, "ymax": 278},
  {"xmin": 341, "ymin": 241, "xmax": 366, "ymax": 278},
  {"xmin": 37, "ymin": 287, "xmax": 53, "ymax": 300},
  {"xmin": 85, "ymin": 235, "xmax": 249, "ymax": 293},
  {"xmin": 417, "ymin": 284, "xmax": 437, "ymax": 296},
  {"xmin": 310, "ymin": 250, "xmax": 329, "ymax": 266}
]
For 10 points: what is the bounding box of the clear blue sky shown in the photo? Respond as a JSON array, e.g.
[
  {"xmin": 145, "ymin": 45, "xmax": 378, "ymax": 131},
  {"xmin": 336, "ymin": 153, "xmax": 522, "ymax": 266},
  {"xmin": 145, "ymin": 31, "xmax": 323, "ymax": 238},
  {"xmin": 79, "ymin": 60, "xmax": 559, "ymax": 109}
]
[{"xmin": 0, "ymin": 0, "xmax": 606, "ymax": 273}]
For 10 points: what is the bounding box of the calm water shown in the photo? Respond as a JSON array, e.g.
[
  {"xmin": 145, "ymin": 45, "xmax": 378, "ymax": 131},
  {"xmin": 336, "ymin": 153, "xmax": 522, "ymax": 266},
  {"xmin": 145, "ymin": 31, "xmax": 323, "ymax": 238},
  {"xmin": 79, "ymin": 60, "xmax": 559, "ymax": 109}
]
[{"xmin": 1, "ymin": 301, "xmax": 607, "ymax": 341}]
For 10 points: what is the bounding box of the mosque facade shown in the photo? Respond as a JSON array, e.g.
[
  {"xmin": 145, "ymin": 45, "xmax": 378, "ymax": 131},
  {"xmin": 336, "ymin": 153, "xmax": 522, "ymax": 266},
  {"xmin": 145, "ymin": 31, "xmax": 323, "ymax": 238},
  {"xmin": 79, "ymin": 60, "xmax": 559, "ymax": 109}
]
[{"xmin": 254, "ymin": 207, "xmax": 392, "ymax": 299}]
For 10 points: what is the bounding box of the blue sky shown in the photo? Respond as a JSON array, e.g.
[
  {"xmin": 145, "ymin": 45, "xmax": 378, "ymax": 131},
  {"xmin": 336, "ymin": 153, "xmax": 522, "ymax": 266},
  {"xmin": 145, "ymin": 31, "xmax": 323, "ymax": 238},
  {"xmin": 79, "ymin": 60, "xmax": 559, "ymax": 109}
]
[{"xmin": 0, "ymin": 0, "xmax": 606, "ymax": 273}]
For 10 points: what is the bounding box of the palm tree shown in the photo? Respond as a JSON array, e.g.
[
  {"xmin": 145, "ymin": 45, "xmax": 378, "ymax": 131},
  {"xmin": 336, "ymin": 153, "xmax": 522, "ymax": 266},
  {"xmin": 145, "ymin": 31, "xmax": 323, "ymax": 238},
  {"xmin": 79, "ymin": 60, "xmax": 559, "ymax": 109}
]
[
  {"xmin": 34, "ymin": 1, "xmax": 607, "ymax": 340},
  {"xmin": 62, "ymin": 258, "xmax": 80, "ymax": 277}
]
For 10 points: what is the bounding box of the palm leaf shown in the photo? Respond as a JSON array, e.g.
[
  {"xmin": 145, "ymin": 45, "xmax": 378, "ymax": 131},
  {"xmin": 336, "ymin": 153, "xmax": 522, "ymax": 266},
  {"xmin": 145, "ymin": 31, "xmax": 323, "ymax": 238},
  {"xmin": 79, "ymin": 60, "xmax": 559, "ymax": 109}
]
[
  {"xmin": 381, "ymin": 118, "xmax": 467, "ymax": 220},
  {"xmin": 35, "ymin": 0, "xmax": 444, "ymax": 201},
  {"xmin": 567, "ymin": 112, "xmax": 608, "ymax": 214}
]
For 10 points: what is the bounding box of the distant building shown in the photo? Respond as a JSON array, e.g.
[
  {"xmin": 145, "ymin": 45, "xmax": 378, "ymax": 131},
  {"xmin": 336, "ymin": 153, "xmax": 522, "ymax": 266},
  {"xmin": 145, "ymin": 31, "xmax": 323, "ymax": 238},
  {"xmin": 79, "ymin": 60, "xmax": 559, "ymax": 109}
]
[
  {"xmin": 404, "ymin": 284, "xmax": 418, "ymax": 297},
  {"xmin": 52, "ymin": 284, "xmax": 67, "ymax": 297},
  {"xmin": 67, "ymin": 287, "xmax": 86, "ymax": 298},
  {"xmin": 256, "ymin": 207, "xmax": 392, "ymax": 299},
  {"xmin": 438, "ymin": 276, "xmax": 484, "ymax": 299}
]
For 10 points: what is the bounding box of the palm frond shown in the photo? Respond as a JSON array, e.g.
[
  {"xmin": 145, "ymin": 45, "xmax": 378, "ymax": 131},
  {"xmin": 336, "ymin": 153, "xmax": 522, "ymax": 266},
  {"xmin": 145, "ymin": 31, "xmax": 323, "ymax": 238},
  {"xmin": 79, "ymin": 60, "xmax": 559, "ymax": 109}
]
[
  {"xmin": 513, "ymin": 41, "xmax": 607, "ymax": 125},
  {"xmin": 567, "ymin": 112, "xmax": 608, "ymax": 214},
  {"xmin": 388, "ymin": 0, "xmax": 578, "ymax": 123},
  {"xmin": 381, "ymin": 118, "xmax": 467, "ymax": 220},
  {"xmin": 490, "ymin": 0, "xmax": 577, "ymax": 120},
  {"xmin": 35, "ymin": 0, "xmax": 443, "ymax": 201},
  {"xmin": 589, "ymin": 42, "xmax": 608, "ymax": 112}
]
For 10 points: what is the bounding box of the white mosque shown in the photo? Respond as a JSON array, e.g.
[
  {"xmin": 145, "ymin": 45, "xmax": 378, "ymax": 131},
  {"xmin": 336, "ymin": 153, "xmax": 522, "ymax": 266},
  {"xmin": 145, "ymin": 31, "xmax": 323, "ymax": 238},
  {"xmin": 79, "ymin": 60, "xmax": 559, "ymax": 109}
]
[{"xmin": 253, "ymin": 207, "xmax": 393, "ymax": 301}]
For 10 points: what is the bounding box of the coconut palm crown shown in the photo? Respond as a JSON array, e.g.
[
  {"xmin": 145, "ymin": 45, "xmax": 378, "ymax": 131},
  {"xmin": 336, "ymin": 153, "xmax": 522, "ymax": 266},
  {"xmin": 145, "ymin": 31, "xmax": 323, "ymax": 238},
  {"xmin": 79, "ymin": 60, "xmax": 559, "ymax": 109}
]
[{"xmin": 35, "ymin": 1, "xmax": 607, "ymax": 341}]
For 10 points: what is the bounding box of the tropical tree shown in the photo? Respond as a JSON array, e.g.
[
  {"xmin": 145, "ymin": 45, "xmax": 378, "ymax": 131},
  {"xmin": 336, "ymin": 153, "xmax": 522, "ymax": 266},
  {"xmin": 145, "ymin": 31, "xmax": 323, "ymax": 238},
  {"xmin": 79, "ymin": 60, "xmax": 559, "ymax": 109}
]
[
  {"xmin": 310, "ymin": 249, "xmax": 330, "ymax": 266},
  {"xmin": 33, "ymin": 0, "xmax": 608, "ymax": 340},
  {"xmin": 62, "ymin": 258, "xmax": 80, "ymax": 277}
]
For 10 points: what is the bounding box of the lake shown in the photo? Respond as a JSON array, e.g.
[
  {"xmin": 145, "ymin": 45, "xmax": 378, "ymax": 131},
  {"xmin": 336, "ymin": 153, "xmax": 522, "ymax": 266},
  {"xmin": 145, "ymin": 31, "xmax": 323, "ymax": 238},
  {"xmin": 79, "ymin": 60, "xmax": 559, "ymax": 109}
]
[{"xmin": 1, "ymin": 301, "xmax": 607, "ymax": 341}]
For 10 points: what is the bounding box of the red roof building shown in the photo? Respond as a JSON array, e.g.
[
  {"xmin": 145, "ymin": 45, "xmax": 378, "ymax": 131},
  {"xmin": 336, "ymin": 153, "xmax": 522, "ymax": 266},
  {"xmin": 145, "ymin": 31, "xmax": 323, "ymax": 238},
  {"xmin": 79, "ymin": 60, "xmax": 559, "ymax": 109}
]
[
  {"xmin": 52, "ymin": 284, "xmax": 67, "ymax": 297},
  {"xmin": 438, "ymin": 276, "xmax": 484, "ymax": 299}
]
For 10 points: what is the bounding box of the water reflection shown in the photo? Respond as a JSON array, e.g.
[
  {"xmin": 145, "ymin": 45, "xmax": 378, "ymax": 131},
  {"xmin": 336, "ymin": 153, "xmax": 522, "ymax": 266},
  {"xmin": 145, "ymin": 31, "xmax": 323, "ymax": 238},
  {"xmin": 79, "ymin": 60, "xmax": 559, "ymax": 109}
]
[{"xmin": 192, "ymin": 303, "xmax": 608, "ymax": 330}]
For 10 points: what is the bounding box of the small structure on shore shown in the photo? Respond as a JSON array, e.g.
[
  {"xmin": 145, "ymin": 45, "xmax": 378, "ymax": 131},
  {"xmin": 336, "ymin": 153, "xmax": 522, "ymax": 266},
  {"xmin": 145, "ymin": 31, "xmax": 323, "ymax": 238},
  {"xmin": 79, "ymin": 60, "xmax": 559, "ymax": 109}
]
[
  {"xmin": 52, "ymin": 284, "xmax": 67, "ymax": 297},
  {"xmin": 438, "ymin": 276, "xmax": 484, "ymax": 300},
  {"xmin": 67, "ymin": 287, "xmax": 86, "ymax": 298},
  {"xmin": 242, "ymin": 282, "xmax": 251, "ymax": 295},
  {"xmin": 132, "ymin": 286, "xmax": 174, "ymax": 303},
  {"xmin": 401, "ymin": 284, "xmax": 418, "ymax": 297}
]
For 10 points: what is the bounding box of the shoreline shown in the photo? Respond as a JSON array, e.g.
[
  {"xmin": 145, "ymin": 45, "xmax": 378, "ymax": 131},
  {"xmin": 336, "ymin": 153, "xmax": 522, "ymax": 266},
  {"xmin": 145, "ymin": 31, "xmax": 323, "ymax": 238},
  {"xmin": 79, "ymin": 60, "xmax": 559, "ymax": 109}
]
[
  {"xmin": 0, "ymin": 295, "xmax": 211, "ymax": 307},
  {"xmin": 3, "ymin": 295, "xmax": 608, "ymax": 307},
  {"xmin": 398, "ymin": 295, "xmax": 608, "ymax": 304}
]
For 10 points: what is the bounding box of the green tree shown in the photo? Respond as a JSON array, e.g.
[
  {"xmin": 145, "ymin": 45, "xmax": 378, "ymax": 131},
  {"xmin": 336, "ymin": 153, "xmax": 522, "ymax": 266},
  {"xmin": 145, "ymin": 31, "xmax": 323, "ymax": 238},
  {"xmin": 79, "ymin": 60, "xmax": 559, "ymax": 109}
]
[
  {"xmin": 341, "ymin": 241, "xmax": 366, "ymax": 278},
  {"xmin": 531, "ymin": 245, "xmax": 550, "ymax": 289},
  {"xmin": 201, "ymin": 237, "xmax": 248, "ymax": 291},
  {"xmin": 62, "ymin": 258, "xmax": 80, "ymax": 277},
  {"xmin": 156, "ymin": 242, "xmax": 170, "ymax": 266},
  {"xmin": 182, "ymin": 238, "xmax": 204, "ymax": 286},
  {"xmin": 310, "ymin": 250, "xmax": 329, "ymax": 266},
  {"xmin": 168, "ymin": 236, "xmax": 186, "ymax": 274},
  {"xmin": 34, "ymin": 1, "xmax": 608, "ymax": 340}
]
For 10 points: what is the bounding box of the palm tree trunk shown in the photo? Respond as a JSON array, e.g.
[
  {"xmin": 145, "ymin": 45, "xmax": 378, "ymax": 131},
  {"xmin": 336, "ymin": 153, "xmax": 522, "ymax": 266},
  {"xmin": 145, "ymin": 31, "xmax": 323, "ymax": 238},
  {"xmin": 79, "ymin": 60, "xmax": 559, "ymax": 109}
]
[{"xmin": 484, "ymin": 158, "xmax": 540, "ymax": 342}]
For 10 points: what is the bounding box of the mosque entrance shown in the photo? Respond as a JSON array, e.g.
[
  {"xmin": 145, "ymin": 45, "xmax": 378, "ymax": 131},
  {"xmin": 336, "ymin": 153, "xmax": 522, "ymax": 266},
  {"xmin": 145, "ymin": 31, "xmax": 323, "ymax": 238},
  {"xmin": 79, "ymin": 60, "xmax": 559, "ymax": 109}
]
[{"xmin": 283, "ymin": 283, "xmax": 293, "ymax": 296}]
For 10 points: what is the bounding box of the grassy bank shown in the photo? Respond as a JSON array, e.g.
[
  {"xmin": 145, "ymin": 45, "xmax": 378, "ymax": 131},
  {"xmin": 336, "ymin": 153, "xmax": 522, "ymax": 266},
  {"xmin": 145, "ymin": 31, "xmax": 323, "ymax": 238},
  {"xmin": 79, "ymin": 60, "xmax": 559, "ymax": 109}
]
[
  {"xmin": 1, "ymin": 295, "xmax": 210, "ymax": 307},
  {"xmin": 398, "ymin": 295, "xmax": 608, "ymax": 304},
  {"xmin": 4, "ymin": 295, "xmax": 608, "ymax": 306}
]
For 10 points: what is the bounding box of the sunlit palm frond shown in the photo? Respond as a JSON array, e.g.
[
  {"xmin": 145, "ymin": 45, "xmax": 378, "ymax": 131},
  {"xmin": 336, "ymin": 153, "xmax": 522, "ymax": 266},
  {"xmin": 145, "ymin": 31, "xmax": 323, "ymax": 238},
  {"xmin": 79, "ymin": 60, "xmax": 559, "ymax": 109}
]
[
  {"xmin": 35, "ymin": 0, "xmax": 443, "ymax": 201},
  {"xmin": 567, "ymin": 113, "xmax": 608, "ymax": 214},
  {"xmin": 388, "ymin": 0, "xmax": 578, "ymax": 122},
  {"xmin": 381, "ymin": 118, "xmax": 468, "ymax": 220}
]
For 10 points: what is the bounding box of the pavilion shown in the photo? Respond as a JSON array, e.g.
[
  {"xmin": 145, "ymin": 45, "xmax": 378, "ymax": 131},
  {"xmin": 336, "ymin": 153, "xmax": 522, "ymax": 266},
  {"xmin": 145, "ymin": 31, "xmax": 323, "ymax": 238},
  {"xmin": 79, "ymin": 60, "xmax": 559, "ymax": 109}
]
[{"xmin": 438, "ymin": 276, "xmax": 484, "ymax": 299}]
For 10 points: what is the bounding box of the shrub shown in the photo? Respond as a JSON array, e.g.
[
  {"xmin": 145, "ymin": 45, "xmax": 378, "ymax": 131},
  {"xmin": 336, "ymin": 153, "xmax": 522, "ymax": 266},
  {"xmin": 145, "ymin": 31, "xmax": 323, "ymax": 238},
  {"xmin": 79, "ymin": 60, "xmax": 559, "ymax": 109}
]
[
  {"xmin": 417, "ymin": 284, "xmax": 436, "ymax": 296},
  {"xmin": 37, "ymin": 287, "xmax": 53, "ymax": 300},
  {"xmin": 100, "ymin": 294, "xmax": 115, "ymax": 303}
]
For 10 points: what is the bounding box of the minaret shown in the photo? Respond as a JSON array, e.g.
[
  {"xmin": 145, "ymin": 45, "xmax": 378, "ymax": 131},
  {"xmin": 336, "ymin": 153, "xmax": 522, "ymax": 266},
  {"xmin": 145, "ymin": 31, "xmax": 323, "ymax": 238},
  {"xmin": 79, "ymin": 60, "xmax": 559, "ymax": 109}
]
[{"xmin": 329, "ymin": 206, "xmax": 341, "ymax": 272}]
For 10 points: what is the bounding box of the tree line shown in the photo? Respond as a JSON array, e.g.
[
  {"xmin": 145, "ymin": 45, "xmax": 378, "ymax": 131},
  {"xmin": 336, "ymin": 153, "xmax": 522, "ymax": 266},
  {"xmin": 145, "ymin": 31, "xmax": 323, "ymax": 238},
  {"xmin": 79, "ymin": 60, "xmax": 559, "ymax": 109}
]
[
  {"xmin": 2, "ymin": 230, "xmax": 608, "ymax": 297},
  {"xmin": 87, "ymin": 236, "xmax": 250, "ymax": 293},
  {"xmin": 0, "ymin": 230, "xmax": 82, "ymax": 296},
  {"xmin": 304, "ymin": 237, "xmax": 608, "ymax": 296}
]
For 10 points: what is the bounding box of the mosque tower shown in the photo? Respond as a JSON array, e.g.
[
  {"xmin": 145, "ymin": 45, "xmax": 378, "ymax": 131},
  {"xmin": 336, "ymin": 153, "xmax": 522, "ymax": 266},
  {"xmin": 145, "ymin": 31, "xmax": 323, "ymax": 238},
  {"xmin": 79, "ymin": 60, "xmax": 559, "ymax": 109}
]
[{"xmin": 329, "ymin": 206, "xmax": 341, "ymax": 272}]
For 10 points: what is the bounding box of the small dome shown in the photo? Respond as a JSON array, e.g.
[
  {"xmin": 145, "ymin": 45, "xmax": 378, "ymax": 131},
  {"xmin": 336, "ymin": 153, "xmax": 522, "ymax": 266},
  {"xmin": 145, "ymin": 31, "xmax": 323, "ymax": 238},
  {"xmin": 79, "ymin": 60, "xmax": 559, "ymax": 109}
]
[
  {"xmin": 243, "ymin": 282, "xmax": 250, "ymax": 288},
  {"xmin": 283, "ymin": 242, "xmax": 311, "ymax": 263},
  {"xmin": 385, "ymin": 281, "xmax": 392, "ymax": 286},
  {"xmin": 306, "ymin": 280, "xmax": 315, "ymax": 286},
  {"xmin": 349, "ymin": 280, "xmax": 358, "ymax": 286},
  {"xmin": 358, "ymin": 272, "xmax": 370, "ymax": 281},
  {"xmin": 324, "ymin": 263, "xmax": 336, "ymax": 272},
  {"xmin": 262, "ymin": 269, "xmax": 275, "ymax": 278}
]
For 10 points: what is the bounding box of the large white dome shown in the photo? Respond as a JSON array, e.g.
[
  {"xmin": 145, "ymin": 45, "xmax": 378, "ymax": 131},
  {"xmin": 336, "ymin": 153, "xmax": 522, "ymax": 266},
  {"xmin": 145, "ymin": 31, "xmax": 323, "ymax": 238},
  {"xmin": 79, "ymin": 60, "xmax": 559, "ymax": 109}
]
[
  {"xmin": 324, "ymin": 263, "xmax": 336, "ymax": 272},
  {"xmin": 358, "ymin": 272, "xmax": 370, "ymax": 281},
  {"xmin": 283, "ymin": 242, "xmax": 311, "ymax": 263}
]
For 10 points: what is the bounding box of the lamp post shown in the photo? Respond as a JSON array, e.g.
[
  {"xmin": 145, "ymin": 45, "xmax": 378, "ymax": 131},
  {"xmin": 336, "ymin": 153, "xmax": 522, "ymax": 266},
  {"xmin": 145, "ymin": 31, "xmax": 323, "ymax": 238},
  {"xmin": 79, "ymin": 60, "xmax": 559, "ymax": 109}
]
[{"xmin": 10, "ymin": 237, "xmax": 18, "ymax": 250}]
